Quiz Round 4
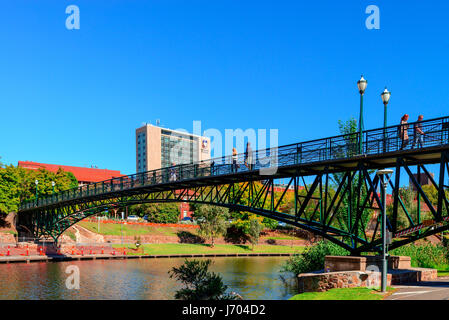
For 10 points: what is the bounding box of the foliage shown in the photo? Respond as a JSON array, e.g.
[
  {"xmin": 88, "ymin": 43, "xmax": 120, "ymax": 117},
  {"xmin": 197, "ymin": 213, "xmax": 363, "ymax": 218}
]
[
  {"xmin": 224, "ymin": 225, "xmax": 249, "ymax": 244},
  {"xmin": 386, "ymin": 186, "xmax": 435, "ymax": 230},
  {"xmin": 128, "ymin": 203, "xmax": 179, "ymax": 224},
  {"xmin": 337, "ymin": 117, "xmax": 358, "ymax": 158},
  {"xmin": 247, "ymin": 216, "xmax": 264, "ymax": 250},
  {"xmin": 281, "ymin": 240, "xmax": 349, "ymax": 275},
  {"xmin": 0, "ymin": 164, "xmax": 78, "ymax": 214},
  {"xmin": 390, "ymin": 243, "xmax": 449, "ymax": 269},
  {"xmin": 194, "ymin": 204, "xmax": 229, "ymax": 247},
  {"xmin": 169, "ymin": 259, "xmax": 239, "ymax": 300},
  {"xmin": 328, "ymin": 118, "xmax": 375, "ymax": 242},
  {"xmin": 177, "ymin": 230, "xmax": 205, "ymax": 244}
]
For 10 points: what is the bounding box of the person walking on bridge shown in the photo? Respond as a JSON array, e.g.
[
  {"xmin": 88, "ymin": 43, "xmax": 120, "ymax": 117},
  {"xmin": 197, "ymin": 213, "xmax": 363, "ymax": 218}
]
[
  {"xmin": 412, "ymin": 115, "xmax": 426, "ymax": 149},
  {"xmin": 232, "ymin": 147, "xmax": 238, "ymax": 173},
  {"xmin": 245, "ymin": 142, "xmax": 254, "ymax": 170},
  {"xmin": 399, "ymin": 114, "xmax": 410, "ymax": 150},
  {"xmin": 169, "ymin": 163, "xmax": 177, "ymax": 181}
]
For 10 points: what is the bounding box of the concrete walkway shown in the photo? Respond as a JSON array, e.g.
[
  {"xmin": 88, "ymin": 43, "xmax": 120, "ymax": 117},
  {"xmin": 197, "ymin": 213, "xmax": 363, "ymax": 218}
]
[{"xmin": 387, "ymin": 279, "xmax": 449, "ymax": 300}]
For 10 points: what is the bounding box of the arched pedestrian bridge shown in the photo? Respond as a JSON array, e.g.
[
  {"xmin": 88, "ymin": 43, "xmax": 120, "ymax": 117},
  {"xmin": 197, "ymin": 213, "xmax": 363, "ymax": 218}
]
[{"xmin": 18, "ymin": 116, "xmax": 449, "ymax": 254}]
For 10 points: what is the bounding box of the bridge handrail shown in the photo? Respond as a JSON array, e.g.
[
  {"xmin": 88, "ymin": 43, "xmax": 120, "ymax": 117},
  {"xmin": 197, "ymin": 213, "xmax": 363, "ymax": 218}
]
[{"xmin": 19, "ymin": 115, "xmax": 449, "ymax": 210}]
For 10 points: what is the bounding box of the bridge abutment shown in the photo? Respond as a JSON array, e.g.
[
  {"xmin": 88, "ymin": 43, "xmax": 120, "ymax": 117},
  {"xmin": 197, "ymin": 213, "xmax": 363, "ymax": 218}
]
[{"xmin": 296, "ymin": 255, "xmax": 437, "ymax": 293}]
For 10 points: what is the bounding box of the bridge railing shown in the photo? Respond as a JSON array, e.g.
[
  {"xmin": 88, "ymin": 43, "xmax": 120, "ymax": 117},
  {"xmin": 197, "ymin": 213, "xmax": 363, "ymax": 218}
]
[{"xmin": 19, "ymin": 115, "xmax": 449, "ymax": 211}]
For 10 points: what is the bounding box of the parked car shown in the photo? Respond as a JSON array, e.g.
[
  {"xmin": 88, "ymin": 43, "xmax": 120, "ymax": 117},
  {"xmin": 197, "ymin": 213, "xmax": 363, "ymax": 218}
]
[
  {"xmin": 196, "ymin": 217, "xmax": 205, "ymax": 224},
  {"xmin": 127, "ymin": 215, "xmax": 140, "ymax": 221},
  {"xmin": 143, "ymin": 215, "xmax": 149, "ymax": 221},
  {"xmin": 180, "ymin": 216, "xmax": 193, "ymax": 224},
  {"xmin": 277, "ymin": 221, "xmax": 287, "ymax": 227}
]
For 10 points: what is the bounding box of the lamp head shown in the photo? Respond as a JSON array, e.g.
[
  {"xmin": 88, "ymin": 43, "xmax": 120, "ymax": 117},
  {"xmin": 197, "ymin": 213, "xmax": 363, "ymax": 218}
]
[
  {"xmin": 381, "ymin": 87, "xmax": 391, "ymax": 105},
  {"xmin": 377, "ymin": 169, "xmax": 394, "ymax": 176},
  {"xmin": 357, "ymin": 75, "xmax": 368, "ymax": 95},
  {"xmin": 377, "ymin": 169, "xmax": 394, "ymax": 184}
]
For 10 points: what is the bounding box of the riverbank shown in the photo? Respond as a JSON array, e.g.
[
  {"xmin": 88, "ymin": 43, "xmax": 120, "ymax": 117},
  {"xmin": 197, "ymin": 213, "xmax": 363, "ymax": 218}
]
[
  {"xmin": 0, "ymin": 251, "xmax": 297, "ymax": 264},
  {"xmin": 113, "ymin": 243, "xmax": 305, "ymax": 255},
  {"xmin": 75, "ymin": 221, "xmax": 309, "ymax": 246},
  {"xmin": 0, "ymin": 243, "xmax": 305, "ymax": 264}
]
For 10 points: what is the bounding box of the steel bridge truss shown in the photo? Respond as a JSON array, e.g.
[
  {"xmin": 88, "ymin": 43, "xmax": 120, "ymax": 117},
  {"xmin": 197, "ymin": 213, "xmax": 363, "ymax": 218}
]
[{"xmin": 22, "ymin": 151, "xmax": 449, "ymax": 255}]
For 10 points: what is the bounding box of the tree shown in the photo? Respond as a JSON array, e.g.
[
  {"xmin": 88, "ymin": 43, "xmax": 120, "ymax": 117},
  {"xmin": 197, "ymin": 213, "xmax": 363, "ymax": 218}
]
[
  {"xmin": 169, "ymin": 259, "xmax": 240, "ymax": 300},
  {"xmin": 194, "ymin": 205, "xmax": 229, "ymax": 247},
  {"xmin": 0, "ymin": 165, "xmax": 78, "ymax": 214},
  {"xmin": 329, "ymin": 118, "xmax": 375, "ymax": 241},
  {"xmin": 247, "ymin": 215, "xmax": 264, "ymax": 250},
  {"xmin": 281, "ymin": 240, "xmax": 349, "ymax": 276},
  {"xmin": 129, "ymin": 202, "xmax": 179, "ymax": 223}
]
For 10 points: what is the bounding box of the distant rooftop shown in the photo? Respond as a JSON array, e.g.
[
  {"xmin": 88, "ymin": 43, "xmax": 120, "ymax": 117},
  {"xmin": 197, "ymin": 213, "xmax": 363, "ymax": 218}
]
[{"xmin": 18, "ymin": 161, "xmax": 123, "ymax": 183}]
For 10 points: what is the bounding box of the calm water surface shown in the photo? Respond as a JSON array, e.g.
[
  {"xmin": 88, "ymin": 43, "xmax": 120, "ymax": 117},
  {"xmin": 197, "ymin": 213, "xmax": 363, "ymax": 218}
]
[{"xmin": 0, "ymin": 257, "xmax": 296, "ymax": 300}]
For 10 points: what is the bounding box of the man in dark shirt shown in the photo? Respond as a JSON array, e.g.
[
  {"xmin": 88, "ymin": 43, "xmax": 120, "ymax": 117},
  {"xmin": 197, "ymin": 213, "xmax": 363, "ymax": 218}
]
[{"xmin": 412, "ymin": 115, "xmax": 426, "ymax": 149}]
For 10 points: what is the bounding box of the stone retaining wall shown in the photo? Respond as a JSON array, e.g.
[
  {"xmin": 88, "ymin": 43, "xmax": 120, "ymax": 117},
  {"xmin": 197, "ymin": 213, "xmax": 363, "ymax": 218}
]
[
  {"xmin": 297, "ymin": 268, "xmax": 437, "ymax": 293},
  {"xmin": 325, "ymin": 255, "xmax": 411, "ymax": 272}
]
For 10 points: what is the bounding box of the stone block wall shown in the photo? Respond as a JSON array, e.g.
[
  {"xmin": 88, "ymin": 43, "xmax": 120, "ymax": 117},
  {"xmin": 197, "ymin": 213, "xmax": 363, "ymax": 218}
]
[
  {"xmin": 325, "ymin": 255, "xmax": 411, "ymax": 272},
  {"xmin": 297, "ymin": 268, "xmax": 437, "ymax": 293},
  {"xmin": 297, "ymin": 271, "xmax": 392, "ymax": 293}
]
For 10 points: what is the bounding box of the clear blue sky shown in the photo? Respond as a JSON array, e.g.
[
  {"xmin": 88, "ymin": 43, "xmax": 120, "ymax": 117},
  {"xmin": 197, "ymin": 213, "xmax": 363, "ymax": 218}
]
[{"xmin": 1, "ymin": 1, "xmax": 448, "ymax": 175}]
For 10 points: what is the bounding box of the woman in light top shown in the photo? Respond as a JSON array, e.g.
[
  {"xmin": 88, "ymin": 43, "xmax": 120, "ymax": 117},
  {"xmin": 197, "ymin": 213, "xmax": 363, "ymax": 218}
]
[
  {"xmin": 232, "ymin": 148, "xmax": 238, "ymax": 172},
  {"xmin": 399, "ymin": 114, "xmax": 409, "ymax": 150}
]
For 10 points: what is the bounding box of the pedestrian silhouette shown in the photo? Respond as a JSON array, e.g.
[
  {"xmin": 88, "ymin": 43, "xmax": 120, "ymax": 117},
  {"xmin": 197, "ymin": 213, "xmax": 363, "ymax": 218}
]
[{"xmin": 399, "ymin": 114, "xmax": 409, "ymax": 150}]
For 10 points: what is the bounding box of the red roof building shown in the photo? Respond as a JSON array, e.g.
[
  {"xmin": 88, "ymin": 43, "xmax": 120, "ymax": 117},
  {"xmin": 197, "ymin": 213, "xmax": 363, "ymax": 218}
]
[{"xmin": 18, "ymin": 161, "xmax": 123, "ymax": 185}]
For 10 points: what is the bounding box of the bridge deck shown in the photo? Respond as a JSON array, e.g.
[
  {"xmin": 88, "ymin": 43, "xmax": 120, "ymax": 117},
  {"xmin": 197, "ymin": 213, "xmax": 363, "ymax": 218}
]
[{"xmin": 19, "ymin": 115, "xmax": 449, "ymax": 212}]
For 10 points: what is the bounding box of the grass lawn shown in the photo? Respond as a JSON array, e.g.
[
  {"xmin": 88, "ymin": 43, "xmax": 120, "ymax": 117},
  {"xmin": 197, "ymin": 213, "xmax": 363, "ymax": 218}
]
[
  {"xmin": 78, "ymin": 221, "xmax": 191, "ymax": 237},
  {"xmin": 77, "ymin": 221, "xmax": 305, "ymax": 241},
  {"xmin": 265, "ymin": 235, "xmax": 301, "ymax": 240},
  {"xmin": 112, "ymin": 243, "xmax": 305, "ymax": 255},
  {"xmin": 289, "ymin": 287, "xmax": 395, "ymax": 300},
  {"xmin": 438, "ymin": 270, "xmax": 449, "ymax": 277},
  {"xmin": 0, "ymin": 229, "xmax": 17, "ymax": 235}
]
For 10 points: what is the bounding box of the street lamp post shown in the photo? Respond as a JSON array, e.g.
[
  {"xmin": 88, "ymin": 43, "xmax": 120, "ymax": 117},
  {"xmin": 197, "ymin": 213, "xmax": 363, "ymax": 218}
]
[
  {"xmin": 376, "ymin": 169, "xmax": 394, "ymax": 293},
  {"xmin": 35, "ymin": 180, "xmax": 39, "ymax": 204},
  {"xmin": 381, "ymin": 87, "xmax": 391, "ymax": 152},
  {"xmin": 357, "ymin": 75, "xmax": 368, "ymax": 154}
]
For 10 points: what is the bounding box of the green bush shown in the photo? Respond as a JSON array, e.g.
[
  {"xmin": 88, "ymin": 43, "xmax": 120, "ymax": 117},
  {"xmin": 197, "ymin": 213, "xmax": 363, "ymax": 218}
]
[
  {"xmin": 390, "ymin": 243, "xmax": 449, "ymax": 269},
  {"xmin": 169, "ymin": 259, "xmax": 240, "ymax": 300},
  {"xmin": 129, "ymin": 203, "xmax": 179, "ymax": 224},
  {"xmin": 281, "ymin": 240, "xmax": 349, "ymax": 275}
]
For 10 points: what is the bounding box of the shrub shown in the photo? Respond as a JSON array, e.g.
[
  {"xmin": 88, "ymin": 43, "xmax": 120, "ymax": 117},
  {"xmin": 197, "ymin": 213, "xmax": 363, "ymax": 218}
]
[
  {"xmin": 169, "ymin": 259, "xmax": 240, "ymax": 300},
  {"xmin": 224, "ymin": 225, "xmax": 249, "ymax": 244},
  {"xmin": 195, "ymin": 205, "xmax": 229, "ymax": 247},
  {"xmin": 177, "ymin": 231, "xmax": 205, "ymax": 244},
  {"xmin": 281, "ymin": 240, "xmax": 349, "ymax": 275},
  {"xmin": 248, "ymin": 217, "xmax": 264, "ymax": 250},
  {"xmin": 390, "ymin": 243, "xmax": 449, "ymax": 269}
]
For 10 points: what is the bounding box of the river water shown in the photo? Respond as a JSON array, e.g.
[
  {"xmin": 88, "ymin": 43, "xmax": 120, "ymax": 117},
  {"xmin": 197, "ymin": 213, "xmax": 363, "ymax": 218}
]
[{"xmin": 0, "ymin": 257, "xmax": 297, "ymax": 300}]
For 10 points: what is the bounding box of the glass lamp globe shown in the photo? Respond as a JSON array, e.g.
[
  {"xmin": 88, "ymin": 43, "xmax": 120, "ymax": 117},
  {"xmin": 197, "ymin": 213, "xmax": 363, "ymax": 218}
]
[
  {"xmin": 357, "ymin": 75, "xmax": 368, "ymax": 94},
  {"xmin": 381, "ymin": 87, "xmax": 391, "ymax": 105}
]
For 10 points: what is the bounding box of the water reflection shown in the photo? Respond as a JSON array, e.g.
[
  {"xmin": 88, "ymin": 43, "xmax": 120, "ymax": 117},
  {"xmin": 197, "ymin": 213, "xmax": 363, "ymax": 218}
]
[{"xmin": 0, "ymin": 257, "xmax": 296, "ymax": 300}]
